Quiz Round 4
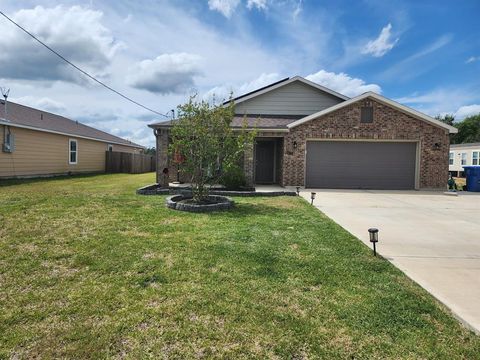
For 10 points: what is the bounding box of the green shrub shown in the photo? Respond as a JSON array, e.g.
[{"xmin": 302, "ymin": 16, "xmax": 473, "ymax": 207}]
[{"xmin": 220, "ymin": 164, "xmax": 246, "ymax": 189}]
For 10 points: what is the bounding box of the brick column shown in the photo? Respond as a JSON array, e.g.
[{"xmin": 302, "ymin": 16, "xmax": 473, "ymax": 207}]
[
  {"xmin": 244, "ymin": 143, "xmax": 254, "ymax": 186},
  {"xmin": 155, "ymin": 129, "xmax": 169, "ymax": 186}
]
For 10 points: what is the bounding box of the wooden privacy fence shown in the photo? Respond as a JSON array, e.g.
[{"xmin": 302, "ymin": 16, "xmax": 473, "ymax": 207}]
[{"xmin": 105, "ymin": 151, "xmax": 156, "ymax": 174}]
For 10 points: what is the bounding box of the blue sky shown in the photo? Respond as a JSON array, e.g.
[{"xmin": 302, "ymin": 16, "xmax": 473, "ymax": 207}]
[{"xmin": 1, "ymin": 0, "xmax": 479, "ymax": 146}]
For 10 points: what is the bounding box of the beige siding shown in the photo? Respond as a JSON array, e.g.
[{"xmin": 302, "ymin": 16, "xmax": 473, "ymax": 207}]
[
  {"xmin": 449, "ymin": 146, "xmax": 480, "ymax": 172},
  {"xmin": 234, "ymin": 81, "xmax": 344, "ymax": 116},
  {"xmin": 0, "ymin": 126, "xmax": 142, "ymax": 178}
]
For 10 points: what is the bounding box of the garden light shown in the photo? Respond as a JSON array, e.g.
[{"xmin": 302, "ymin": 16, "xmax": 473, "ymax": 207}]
[
  {"xmin": 296, "ymin": 186, "xmax": 300, "ymax": 195},
  {"xmin": 368, "ymin": 228, "xmax": 379, "ymax": 256},
  {"xmin": 310, "ymin": 192, "xmax": 316, "ymax": 205}
]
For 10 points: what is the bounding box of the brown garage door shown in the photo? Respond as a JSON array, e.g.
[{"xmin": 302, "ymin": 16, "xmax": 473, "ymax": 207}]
[{"xmin": 305, "ymin": 141, "xmax": 417, "ymax": 189}]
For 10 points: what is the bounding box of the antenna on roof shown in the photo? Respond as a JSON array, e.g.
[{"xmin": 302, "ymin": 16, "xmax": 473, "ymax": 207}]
[{"xmin": 1, "ymin": 87, "xmax": 10, "ymax": 120}]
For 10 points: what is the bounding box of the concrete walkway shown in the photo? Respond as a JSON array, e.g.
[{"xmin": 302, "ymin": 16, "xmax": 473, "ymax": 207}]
[{"xmin": 298, "ymin": 189, "xmax": 480, "ymax": 334}]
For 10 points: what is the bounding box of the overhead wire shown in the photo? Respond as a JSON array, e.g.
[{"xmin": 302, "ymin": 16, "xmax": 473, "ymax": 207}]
[{"xmin": 0, "ymin": 10, "xmax": 170, "ymax": 118}]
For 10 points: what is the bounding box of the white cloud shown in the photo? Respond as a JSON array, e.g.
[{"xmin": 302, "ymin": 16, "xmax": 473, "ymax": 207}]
[
  {"xmin": 292, "ymin": 0, "xmax": 302, "ymax": 21},
  {"xmin": 123, "ymin": 14, "xmax": 132, "ymax": 23},
  {"xmin": 208, "ymin": 0, "xmax": 241, "ymax": 18},
  {"xmin": 11, "ymin": 96, "xmax": 66, "ymax": 113},
  {"xmin": 203, "ymin": 73, "xmax": 281, "ymax": 102},
  {"xmin": 380, "ymin": 34, "xmax": 452, "ymax": 80},
  {"xmin": 0, "ymin": 5, "xmax": 123, "ymax": 83},
  {"xmin": 406, "ymin": 34, "xmax": 452, "ymax": 62},
  {"xmin": 466, "ymin": 56, "xmax": 479, "ymax": 64},
  {"xmin": 306, "ymin": 70, "xmax": 381, "ymax": 97},
  {"xmin": 455, "ymin": 104, "xmax": 480, "ymax": 119},
  {"xmin": 247, "ymin": 0, "xmax": 268, "ymax": 10},
  {"xmin": 237, "ymin": 73, "xmax": 281, "ymax": 93},
  {"xmin": 395, "ymin": 88, "xmax": 480, "ymax": 119},
  {"xmin": 127, "ymin": 53, "xmax": 203, "ymax": 94},
  {"xmin": 362, "ymin": 23, "xmax": 398, "ymax": 57},
  {"xmin": 205, "ymin": 70, "xmax": 381, "ymax": 102}
]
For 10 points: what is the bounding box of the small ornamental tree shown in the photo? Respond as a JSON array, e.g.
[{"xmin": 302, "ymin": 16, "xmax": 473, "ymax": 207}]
[{"xmin": 169, "ymin": 95, "xmax": 256, "ymax": 203}]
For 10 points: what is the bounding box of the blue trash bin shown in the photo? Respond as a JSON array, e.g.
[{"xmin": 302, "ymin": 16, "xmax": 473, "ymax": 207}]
[{"xmin": 463, "ymin": 166, "xmax": 480, "ymax": 192}]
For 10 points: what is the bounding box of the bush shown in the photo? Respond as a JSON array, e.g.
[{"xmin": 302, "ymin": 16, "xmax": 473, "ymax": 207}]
[{"xmin": 220, "ymin": 164, "xmax": 246, "ymax": 190}]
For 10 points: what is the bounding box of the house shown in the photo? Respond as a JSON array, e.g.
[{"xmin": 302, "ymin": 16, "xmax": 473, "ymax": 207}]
[
  {"xmin": 1, "ymin": 100, "xmax": 144, "ymax": 179},
  {"xmin": 149, "ymin": 76, "xmax": 457, "ymax": 190},
  {"xmin": 449, "ymin": 143, "xmax": 480, "ymax": 177}
]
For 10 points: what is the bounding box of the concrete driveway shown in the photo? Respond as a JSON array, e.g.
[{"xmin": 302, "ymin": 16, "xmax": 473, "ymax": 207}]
[{"xmin": 299, "ymin": 189, "xmax": 480, "ymax": 334}]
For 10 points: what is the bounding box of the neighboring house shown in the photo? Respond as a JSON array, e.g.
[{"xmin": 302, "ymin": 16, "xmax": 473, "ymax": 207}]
[
  {"xmin": 149, "ymin": 76, "xmax": 457, "ymax": 190},
  {"xmin": 1, "ymin": 100, "xmax": 144, "ymax": 179},
  {"xmin": 449, "ymin": 143, "xmax": 480, "ymax": 177}
]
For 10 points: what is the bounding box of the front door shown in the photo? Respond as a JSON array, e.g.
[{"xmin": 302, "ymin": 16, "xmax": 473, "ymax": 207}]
[{"xmin": 255, "ymin": 140, "xmax": 275, "ymax": 183}]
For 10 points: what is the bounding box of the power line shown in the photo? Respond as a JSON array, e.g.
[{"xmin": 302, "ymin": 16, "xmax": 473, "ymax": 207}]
[{"xmin": 0, "ymin": 10, "xmax": 169, "ymax": 118}]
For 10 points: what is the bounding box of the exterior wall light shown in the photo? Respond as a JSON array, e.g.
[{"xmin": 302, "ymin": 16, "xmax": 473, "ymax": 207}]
[
  {"xmin": 296, "ymin": 186, "xmax": 300, "ymax": 195},
  {"xmin": 293, "ymin": 141, "xmax": 298, "ymax": 150},
  {"xmin": 310, "ymin": 192, "xmax": 316, "ymax": 205},
  {"xmin": 368, "ymin": 228, "xmax": 379, "ymax": 256}
]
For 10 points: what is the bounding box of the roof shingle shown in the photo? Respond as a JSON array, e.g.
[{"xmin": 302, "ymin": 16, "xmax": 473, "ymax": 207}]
[
  {"xmin": 149, "ymin": 114, "xmax": 301, "ymax": 130},
  {"xmin": 0, "ymin": 100, "xmax": 144, "ymax": 148}
]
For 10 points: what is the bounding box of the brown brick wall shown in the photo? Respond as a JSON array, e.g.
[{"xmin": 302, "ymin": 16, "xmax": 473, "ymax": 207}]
[
  {"xmin": 156, "ymin": 129, "xmax": 193, "ymax": 185},
  {"xmin": 155, "ymin": 129, "xmax": 169, "ymax": 185},
  {"xmin": 281, "ymin": 98, "xmax": 449, "ymax": 189},
  {"xmin": 244, "ymin": 143, "xmax": 254, "ymax": 186}
]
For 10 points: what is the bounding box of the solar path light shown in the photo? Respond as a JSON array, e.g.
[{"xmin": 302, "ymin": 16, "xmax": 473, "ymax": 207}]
[{"xmin": 368, "ymin": 228, "xmax": 379, "ymax": 256}]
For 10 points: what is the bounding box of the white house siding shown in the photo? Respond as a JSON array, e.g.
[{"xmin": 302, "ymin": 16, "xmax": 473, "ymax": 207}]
[
  {"xmin": 449, "ymin": 143, "xmax": 480, "ymax": 175},
  {"xmin": 234, "ymin": 81, "xmax": 344, "ymax": 116}
]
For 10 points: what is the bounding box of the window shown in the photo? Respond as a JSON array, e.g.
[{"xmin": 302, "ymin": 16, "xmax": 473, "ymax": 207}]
[
  {"xmin": 69, "ymin": 139, "xmax": 78, "ymax": 164},
  {"xmin": 360, "ymin": 106, "xmax": 373, "ymax": 123},
  {"xmin": 461, "ymin": 152, "xmax": 467, "ymax": 166},
  {"xmin": 473, "ymin": 151, "xmax": 479, "ymax": 165},
  {"xmin": 107, "ymin": 144, "xmax": 113, "ymax": 152},
  {"xmin": 449, "ymin": 152, "xmax": 454, "ymax": 165}
]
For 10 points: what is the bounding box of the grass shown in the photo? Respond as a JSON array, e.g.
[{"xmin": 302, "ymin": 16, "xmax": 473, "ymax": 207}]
[{"xmin": 0, "ymin": 173, "xmax": 479, "ymax": 359}]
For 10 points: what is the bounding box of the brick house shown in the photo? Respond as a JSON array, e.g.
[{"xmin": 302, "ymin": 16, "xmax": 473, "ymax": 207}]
[{"xmin": 149, "ymin": 76, "xmax": 457, "ymax": 190}]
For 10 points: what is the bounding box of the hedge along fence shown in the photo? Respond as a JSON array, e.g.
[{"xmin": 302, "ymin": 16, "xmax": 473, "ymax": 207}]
[{"xmin": 106, "ymin": 151, "xmax": 156, "ymax": 174}]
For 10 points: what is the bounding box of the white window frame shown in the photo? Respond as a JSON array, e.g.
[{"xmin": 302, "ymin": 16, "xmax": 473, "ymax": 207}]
[
  {"xmin": 461, "ymin": 152, "xmax": 467, "ymax": 166},
  {"xmin": 473, "ymin": 151, "xmax": 479, "ymax": 166},
  {"xmin": 69, "ymin": 139, "xmax": 78, "ymax": 165},
  {"xmin": 107, "ymin": 144, "xmax": 113, "ymax": 151},
  {"xmin": 449, "ymin": 152, "xmax": 454, "ymax": 165}
]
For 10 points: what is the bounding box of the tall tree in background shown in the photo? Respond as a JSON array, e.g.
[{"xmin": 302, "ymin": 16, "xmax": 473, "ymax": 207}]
[
  {"xmin": 435, "ymin": 113, "xmax": 480, "ymax": 144},
  {"xmin": 144, "ymin": 147, "xmax": 156, "ymax": 155},
  {"xmin": 435, "ymin": 114, "xmax": 455, "ymax": 126},
  {"xmin": 452, "ymin": 114, "xmax": 480, "ymax": 144}
]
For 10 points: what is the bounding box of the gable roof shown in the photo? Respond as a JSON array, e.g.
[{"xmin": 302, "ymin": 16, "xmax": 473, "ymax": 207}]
[
  {"xmin": 0, "ymin": 100, "xmax": 144, "ymax": 148},
  {"xmin": 225, "ymin": 76, "xmax": 349, "ymax": 106},
  {"xmin": 287, "ymin": 92, "xmax": 458, "ymax": 134},
  {"xmin": 226, "ymin": 77, "xmax": 291, "ymax": 104}
]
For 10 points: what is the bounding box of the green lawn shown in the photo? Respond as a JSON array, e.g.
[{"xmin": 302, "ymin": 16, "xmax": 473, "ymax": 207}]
[{"xmin": 0, "ymin": 173, "xmax": 479, "ymax": 359}]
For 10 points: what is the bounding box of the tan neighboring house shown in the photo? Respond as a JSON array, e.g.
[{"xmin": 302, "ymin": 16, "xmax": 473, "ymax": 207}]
[
  {"xmin": 1, "ymin": 100, "xmax": 144, "ymax": 179},
  {"xmin": 449, "ymin": 143, "xmax": 480, "ymax": 177}
]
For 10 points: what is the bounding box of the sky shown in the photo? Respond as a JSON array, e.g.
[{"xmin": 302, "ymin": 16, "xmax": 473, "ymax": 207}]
[{"xmin": 0, "ymin": 0, "xmax": 479, "ymax": 147}]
